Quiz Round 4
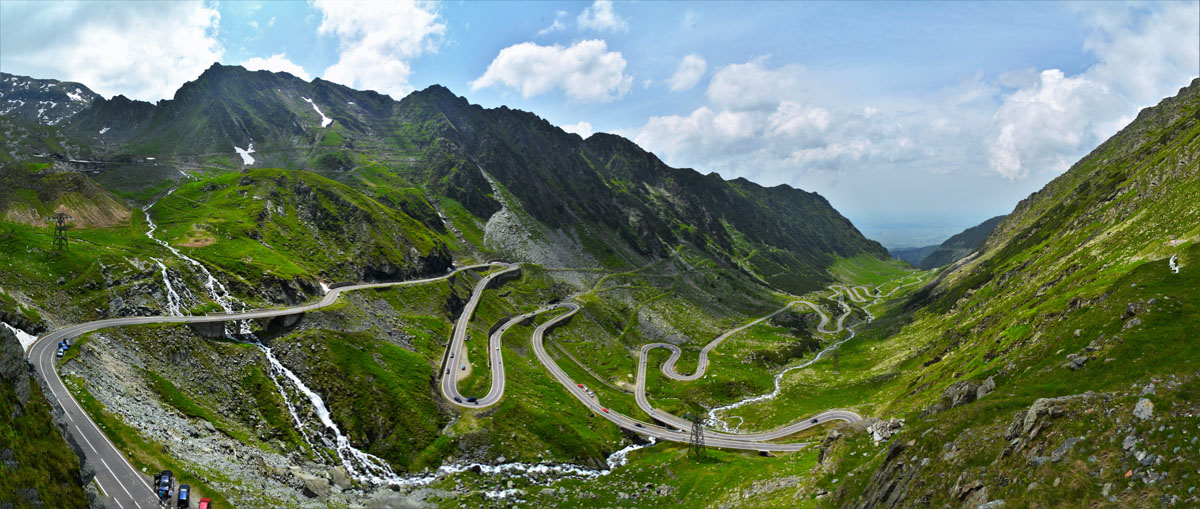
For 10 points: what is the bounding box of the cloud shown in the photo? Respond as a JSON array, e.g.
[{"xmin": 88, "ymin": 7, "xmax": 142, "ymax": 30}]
[
  {"xmin": 537, "ymin": 10, "xmax": 569, "ymax": 36},
  {"xmin": 471, "ymin": 39, "xmax": 633, "ymax": 103},
  {"xmin": 0, "ymin": 1, "xmax": 221, "ymax": 101},
  {"xmin": 577, "ymin": 0, "xmax": 628, "ymax": 33},
  {"xmin": 242, "ymin": 53, "xmax": 311, "ymax": 80},
  {"xmin": 706, "ymin": 57, "xmax": 803, "ymax": 110},
  {"xmin": 560, "ymin": 121, "xmax": 594, "ymax": 139},
  {"xmin": 312, "ymin": 0, "xmax": 445, "ymax": 99},
  {"xmin": 985, "ymin": 2, "xmax": 1199, "ymax": 179},
  {"xmin": 623, "ymin": 58, "xmax": 955, "ymax": 188},
  {"xmin": 667, "ymin": 54, "xmax": 706, "ymax": 92}
]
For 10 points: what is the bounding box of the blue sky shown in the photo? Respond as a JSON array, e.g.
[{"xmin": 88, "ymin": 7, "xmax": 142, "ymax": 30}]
[{"xmin": 2, "ymin": 1, "xmax": 1197, "ymax": 246}]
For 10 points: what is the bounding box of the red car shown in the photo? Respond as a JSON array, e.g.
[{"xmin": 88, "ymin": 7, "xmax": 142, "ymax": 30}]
[
  {"xmin": 198, "ymin": 499, "xmax": 211, "ymax": 509},
  {"xmin": 577, "ymin": 383, "xmax": 584, "ymax": 388},
  {"xmin": 601, "ymin": 407, "xmax": 609, "ymax": 413}
]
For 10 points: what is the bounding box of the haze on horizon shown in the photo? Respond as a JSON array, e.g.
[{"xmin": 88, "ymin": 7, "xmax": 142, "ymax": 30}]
[{"xmin": 1, "ymin": 0, "xmax": 1196, "ymax": 247}]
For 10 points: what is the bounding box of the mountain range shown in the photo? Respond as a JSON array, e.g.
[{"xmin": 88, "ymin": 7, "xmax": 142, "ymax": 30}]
[{"xmin": 1, "ymin": 63, "xmax": 1197, "ymax": 508}]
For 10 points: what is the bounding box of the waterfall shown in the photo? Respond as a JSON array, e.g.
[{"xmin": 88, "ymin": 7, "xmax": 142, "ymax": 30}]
[
  {"xmin": 143, "ymin": 198, "xmax": 250, "ymax": 335},
  {"xmin": 257, "ymin": 343, "xmax": 402, "ymax": 483},
  {"xmin": 152, "ymin": 258, "xmax": 184, "ymax": 317}
]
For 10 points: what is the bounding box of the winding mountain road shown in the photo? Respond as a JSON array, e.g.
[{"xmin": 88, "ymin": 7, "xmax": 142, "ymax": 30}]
[
  {"xmin": 631, "ymin": 286, "xmax": 860, "ymax": 441},
  {"xmin": 26, "ymin": 262, "xmax": 505, "ymax": 509},
  {"xmin": 26, "ymin": 257, "xmax": 910, "ymax": 507}
]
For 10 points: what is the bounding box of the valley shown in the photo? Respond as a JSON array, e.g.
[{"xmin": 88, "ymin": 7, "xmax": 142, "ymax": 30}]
[{"xmin": 0, "ymin": 55, "xmax": 1196, "ymax": 508}]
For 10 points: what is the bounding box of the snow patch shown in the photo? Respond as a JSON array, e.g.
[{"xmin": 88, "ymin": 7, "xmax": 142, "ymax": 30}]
[
  {"xmin": 99, "ymin": 127, "xmax": 110, "ymax": 134},
  {"xmin": 301, "ymin": 97, "xmax": 332, "ymax": 127},
  {"xmin": 1169, "ymin": 254, "xmax": 1180, "ymax": 274},
  {"xmin": 2, "ymin": 321, "xmax": 39, "ymax": 352},
  {"xmin": 66, "ymin": 89, "xmax": 86, "ymax": 102},
  {"xmin": 319, "ymin": 281, "xmax": 330, "ymax": 295},
  {"xmin": 234, "ymin": 142, "xmax": 255, "ymax": 165}
]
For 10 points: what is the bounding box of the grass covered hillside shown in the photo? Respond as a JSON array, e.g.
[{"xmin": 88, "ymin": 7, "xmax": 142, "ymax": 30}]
[
  {"xmin": 1, "ymin": 162, "xmax": 130, "ymax": 228},
  {"xmin": 808, "ymin": 79, "xmax": 1200, "ymax": 507},
  {"xmin": 146, "ymin": 168, "xmax": 453, "ymax": 290}
]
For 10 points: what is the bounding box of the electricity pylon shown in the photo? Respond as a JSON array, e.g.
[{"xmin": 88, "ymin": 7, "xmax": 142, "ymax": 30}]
[{"xmin": 50, "ymin": 213, "xmax": 71, "ymax": 254}]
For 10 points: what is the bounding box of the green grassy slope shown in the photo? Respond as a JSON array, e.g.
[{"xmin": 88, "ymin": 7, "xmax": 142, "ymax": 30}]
[{"xmin": 812, "ymin": 78, "xmax": 1200, "ymax": 507}]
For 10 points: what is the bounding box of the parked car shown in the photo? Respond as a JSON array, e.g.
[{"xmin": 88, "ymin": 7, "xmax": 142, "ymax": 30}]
[
  {"xmin": 56, "ymin": 347, "xmax": 65, "ymax": 358},
  {"xmin": 155, "ymin": 470, "xmax": 173, "ymax": 500},
  {"xmin": 577, "ymin": 383, "xmax": 584, "ymax": 388},
  {"xmin": 461, "ymin": 365, "xmax": 466, "ymax": 371},
  {"xmin": 198, "ymin": 498, "xmax": 211, "ymax": 509},
  {"xmin": 177, "ymin": 484, "xmax": 190, "ymax": 508}
]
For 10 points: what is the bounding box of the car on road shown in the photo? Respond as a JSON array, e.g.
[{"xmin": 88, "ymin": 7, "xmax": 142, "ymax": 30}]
[
  {"xmin": 634, "ymin": 423, "xmax": 643, "ymax": 428},
  {"xmin": 577, "ymin": 383, "xmax": 584, "ymax": 388},
  {"xmin": 450, "ymin": 352, "xmax": 454, "ymax": 358},
  {"xmin": 56, "ymin": 347, "xmax": 65, "ymax": 358},
  {"xmin": 467, "ymin": 396, "xmax": 477, "ymax": 403},
  {"xmin": 198, "ymin": 499, "xmax": 211, "ymax": 509},
  {"xmin": 811, "ymin": 418, "xmax": 818, "ymax": 424},
  {"xmin": 601, "ymin": 407, "xmax": 609, "ymax": 413},
  {"xmin": 177, "ymin": 484, "xmax": 190, "ymax": 508},
  {"xmin": 454, "ymin": 396, "xmax": 462, "ymax": 403}
]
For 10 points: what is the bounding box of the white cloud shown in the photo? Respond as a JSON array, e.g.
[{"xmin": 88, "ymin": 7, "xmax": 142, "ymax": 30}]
[
  {"xmin": 313, "ymin": 0, "xmax": 445, "ymax": 99},
  {"xmin": 560, "ymin": 121, "xmax": 594, "ymax": 139},
  {"xmin": 987, "ymin": 69, "xmax": 1116, "ymax": 179},
  {"xmin": 0, "ymin": 2, "xmax": 221, "ymax": 101},
  {"xmin": 624, "ymin": 58, "xmax": 959, "ymax": 186},
  {"xmin": 769, "ymin": 101, "xmax": 831, "ymax": 136},
  {"xmin": 985, "ymin": 2, "xmax": 1199, "ymax": 179},
  {"xmin": 667, "ymin": 54, "xmax": 706, "ymax": 92},
  {"xmin": 242, "ymin": 53, "xmax": 311, "ymax": 80},
  {"xmin": 537, "ymin": 10, "xmax": 568, "ymax": 36},
  {"xmin": 577, "ymin": 0, "xmax": 628, "ymax": 33},
  {"xmin": 471, "ymin": 39, "xmax": 633, "ymax": 103},
  {"xmin": 706, "ymin": 58, "xmax": 803, "ymax": 110}
]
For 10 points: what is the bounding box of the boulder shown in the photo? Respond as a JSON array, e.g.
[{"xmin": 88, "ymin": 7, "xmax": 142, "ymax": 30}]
[
  {"xmin": 297, "ymin": 473, "xmax": 330, "ymax": 498},
  {"xmin": 329, "ymin": 466, "xmax": 351, "ymax": 490},
  {"xmin": 1133, "ymin": 398, "xmax": 1154, "ymax": 420}
]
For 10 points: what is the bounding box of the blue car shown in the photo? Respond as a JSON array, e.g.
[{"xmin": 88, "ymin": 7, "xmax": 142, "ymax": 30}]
[{"xmin": 177, "ymin": 484, "xmax": 190, "ymax": 508}]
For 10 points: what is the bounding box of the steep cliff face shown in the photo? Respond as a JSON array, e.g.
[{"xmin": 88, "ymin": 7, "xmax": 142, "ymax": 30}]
[
  {"xmin": 0, "ymin": 326, "xmax": 91, "ymax": 508},
  {"xmin": 388, "ymin": 85, "xmax": 890, "ymax": 292}
]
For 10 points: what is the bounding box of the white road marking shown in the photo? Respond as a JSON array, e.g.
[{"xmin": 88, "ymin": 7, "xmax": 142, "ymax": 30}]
[
  {"xmin": 74, "ymin": 424, "xmax": 97, "ymax": 453},
  {"xmin": 101, "ymin": 458, "xmax": 134, "ymax": 500}
]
